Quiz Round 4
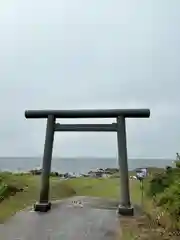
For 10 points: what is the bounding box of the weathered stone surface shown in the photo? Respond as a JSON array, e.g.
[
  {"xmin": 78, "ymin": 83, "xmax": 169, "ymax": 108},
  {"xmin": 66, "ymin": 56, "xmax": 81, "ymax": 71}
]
[
  {"xmin": 34, "ymin": 201, "xmax": 51, "ymax": 212},
  {"xmin": 118, "ymin": 205, "xmax": 134, "ymax": 216},
  {"xmin": 0, "ymin": 196, "xmax": 119, "ymax": 240}
]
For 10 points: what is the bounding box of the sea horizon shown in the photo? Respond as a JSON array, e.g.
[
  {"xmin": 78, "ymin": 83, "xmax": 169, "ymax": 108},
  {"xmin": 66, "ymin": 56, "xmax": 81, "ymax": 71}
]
[{"xmin": 0, "ymin": 156, "xmax": 174, "ymax": 173}]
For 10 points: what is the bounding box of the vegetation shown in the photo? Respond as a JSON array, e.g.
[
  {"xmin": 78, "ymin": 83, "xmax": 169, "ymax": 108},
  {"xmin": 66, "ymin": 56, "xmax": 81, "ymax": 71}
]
[
  {"xmin": 145, "ymin": 160, "xmax": 180, "ymax": 230},
  {"xmin": 0, "ymin": 172, "xmax": 141, "ymax": 223},
  {"xmin": 1, "ymin": 159, "xmax": 180, "ymax": 239},
  {"xmin": 120, "ymin": 157, "xmax": 180, "ymax": 239}
]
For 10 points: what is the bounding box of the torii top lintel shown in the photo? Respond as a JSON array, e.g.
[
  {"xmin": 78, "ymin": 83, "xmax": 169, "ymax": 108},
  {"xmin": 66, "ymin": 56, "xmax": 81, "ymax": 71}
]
[{"xmin": 25, "ymin": 109, "xmax": 150, "ymax": 119}]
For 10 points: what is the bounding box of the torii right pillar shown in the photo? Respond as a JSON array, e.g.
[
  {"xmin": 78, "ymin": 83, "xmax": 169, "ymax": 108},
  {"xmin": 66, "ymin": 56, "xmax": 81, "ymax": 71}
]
[{"xmin": 117, "ymin": 116, "xmax": 134, "ymax": 216}]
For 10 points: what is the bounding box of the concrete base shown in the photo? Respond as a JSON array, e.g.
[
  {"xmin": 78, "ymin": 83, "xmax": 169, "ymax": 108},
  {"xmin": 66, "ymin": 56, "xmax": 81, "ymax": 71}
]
[
  {"xmin": 117, "ymin": 205, "xmax": 134, "ymax": 216},
  {"xmin": 34, "ymin": 202, "xmax": 51, "ymax": 212}
]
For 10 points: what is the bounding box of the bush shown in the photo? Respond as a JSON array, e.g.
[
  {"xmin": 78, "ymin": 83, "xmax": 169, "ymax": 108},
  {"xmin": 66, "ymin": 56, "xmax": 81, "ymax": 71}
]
[
  {"xmin": 145, "ymin": 157, "xmax": 180, "ymax": 229},
  {"xmin": 0, "ymin": 183, "xmax": 22, "ymax": 202},
  {"xmin": 156, "ymin": 180, "xmax": 180, "ymax": 222},
  {"xmin": 175, "ymin": 160, "xmax": 180, "ymax": 169},
  {"xmin": 146, "ymin": 172, "xmax": 171, "ymax": 197},
  {"xmin": 146, "ymin": 166, "xmax": 180, "ymax": 197}
]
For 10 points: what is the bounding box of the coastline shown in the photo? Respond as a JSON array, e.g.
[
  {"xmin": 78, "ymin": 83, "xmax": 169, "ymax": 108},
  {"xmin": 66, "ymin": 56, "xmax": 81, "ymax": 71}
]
[
  {"xmin": 0, "ymin": 157, "xmax": 174, "ymax": 174},
  {"xmin": 0, "ymin": 166, "xmax": 165, "ymax": 179}
]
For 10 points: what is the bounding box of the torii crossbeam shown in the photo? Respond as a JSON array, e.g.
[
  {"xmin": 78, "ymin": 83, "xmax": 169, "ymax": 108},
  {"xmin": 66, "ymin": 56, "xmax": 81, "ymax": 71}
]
[{"xmin": 25, "ymin": 108, "xmax": 150, "ymax": 216}]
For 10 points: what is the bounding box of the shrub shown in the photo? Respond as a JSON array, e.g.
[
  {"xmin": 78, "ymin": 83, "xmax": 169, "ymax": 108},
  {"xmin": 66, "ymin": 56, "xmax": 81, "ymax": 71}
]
[
  {"xmin": 0, "ymin": 183, "xmax": 22, "ymax": 202},
  {"xmin": 175, "ymin": 160, "xmax": 180, "ymax": 169},
  {"xmin": 146, "ymin": 172, "xmax": 171, "ymax": 197},
  {"xmin": 155, "ymin": 180, "xmax": 180, "ymax": 224},
  {"xmin": 146, "ymin": 166, "xmax": 180, "ymax": 197},
  {"xmin": 146, "ymin": 157, "xmax": 180, "ymax": 229}
]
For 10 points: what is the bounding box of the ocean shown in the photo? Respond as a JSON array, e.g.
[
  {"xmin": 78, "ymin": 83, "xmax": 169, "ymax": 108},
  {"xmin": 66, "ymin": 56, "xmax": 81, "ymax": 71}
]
[{"xmin": 0, "ymin": 157, "xmax": 174, "ymax": 174}]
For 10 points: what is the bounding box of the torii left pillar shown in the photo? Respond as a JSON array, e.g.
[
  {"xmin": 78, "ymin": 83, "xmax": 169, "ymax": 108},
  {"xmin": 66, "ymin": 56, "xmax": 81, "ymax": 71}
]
[
  {"xmin": 117, "ymin": 116, "xmax": 133, "ymax": 216},
  {"xmin": 34, "ymin": 115, "xmax": 55, "ymax": 212}
]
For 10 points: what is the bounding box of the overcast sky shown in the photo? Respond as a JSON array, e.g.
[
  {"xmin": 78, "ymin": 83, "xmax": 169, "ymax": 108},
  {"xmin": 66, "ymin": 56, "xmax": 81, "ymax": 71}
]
[{"xmin": 0, "ymin": 0, "xmax": 179, "ymax": 158}]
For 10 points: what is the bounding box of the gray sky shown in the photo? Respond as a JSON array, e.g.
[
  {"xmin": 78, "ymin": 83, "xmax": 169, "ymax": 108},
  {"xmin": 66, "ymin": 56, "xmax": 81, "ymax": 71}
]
[{"xmin": 0, "ymin": 0, "xmax": 179, "ymax": 158}]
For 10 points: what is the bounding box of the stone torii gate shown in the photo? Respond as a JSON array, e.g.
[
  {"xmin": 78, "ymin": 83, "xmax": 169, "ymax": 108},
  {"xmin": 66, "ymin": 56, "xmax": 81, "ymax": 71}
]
[{"xmin": 25, "ymin": 108, "xmax": 150, "ymax": 215}]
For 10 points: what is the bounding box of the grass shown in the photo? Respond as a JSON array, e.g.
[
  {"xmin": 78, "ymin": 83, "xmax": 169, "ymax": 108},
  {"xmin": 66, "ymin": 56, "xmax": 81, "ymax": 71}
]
[
  {"xmin": 0, "ymin": 172, "xmax": 141, "ymax": 223},
  {"xmin": 2, "ymin": 172, "xmax": 170, "ymax": 239}
]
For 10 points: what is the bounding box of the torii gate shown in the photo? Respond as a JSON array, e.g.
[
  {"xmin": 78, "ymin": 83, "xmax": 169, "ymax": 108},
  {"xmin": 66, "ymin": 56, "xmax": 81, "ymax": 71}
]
[{"xmin": 25, "ymin": 108, "xmax": 150, "ymax": 215}]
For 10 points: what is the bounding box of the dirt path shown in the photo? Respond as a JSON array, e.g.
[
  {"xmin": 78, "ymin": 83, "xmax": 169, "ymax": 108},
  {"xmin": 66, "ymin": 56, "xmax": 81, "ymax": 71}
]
[{"xmin": 0, "ymin": 196, "xmax": 119, "ymax": 240}]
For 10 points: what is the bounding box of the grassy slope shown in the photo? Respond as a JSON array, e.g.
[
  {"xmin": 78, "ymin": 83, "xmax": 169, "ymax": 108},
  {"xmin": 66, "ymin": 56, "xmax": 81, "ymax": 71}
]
[
  {"xmin": 3, "ymin": 173, "xmax": 166, "ymax": 239},
  {"xmin": 0, "ymin": 173, "xmax": 141, "ymax": 223}
]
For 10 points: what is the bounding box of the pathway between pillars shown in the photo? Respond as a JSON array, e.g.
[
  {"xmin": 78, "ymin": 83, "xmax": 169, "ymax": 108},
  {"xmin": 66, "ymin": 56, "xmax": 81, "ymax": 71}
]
[{"xmin": 0, "ymin": 196, "xmax": 120, "ymax": 240}]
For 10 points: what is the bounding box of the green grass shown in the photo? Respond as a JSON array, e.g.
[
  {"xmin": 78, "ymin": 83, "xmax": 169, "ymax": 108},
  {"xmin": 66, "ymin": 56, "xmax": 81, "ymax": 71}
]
[
  {"xmin": 0, "ymin": 173, "xmax": 141, "ymax": 223},
  {"xmin": 1, "ymin": 170, "xmax": 175, "ymax": 239}
]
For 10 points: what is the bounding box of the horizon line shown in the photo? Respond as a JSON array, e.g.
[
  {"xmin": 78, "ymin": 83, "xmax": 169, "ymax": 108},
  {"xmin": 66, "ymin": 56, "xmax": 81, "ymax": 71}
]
[{"xmin": 0, "ymin": 156, "xmax": 174, "ymax": 159}]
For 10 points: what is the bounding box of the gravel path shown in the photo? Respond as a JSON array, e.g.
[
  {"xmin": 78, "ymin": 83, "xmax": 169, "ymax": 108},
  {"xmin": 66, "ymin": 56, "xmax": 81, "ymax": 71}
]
[{"xmin": 0, "ymin": 196, "xmax": 119, "ymax": 240}]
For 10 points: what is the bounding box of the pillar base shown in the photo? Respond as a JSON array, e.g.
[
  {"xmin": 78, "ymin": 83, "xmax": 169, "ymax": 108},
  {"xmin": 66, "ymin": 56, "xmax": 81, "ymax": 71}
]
[
  {"xmin": 117, "ymin": 204, "xmax": 134, "ymax": 216},
  {"xmin": 34, "ymin": 202, "xmax": 51, "ymax": 212}
]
